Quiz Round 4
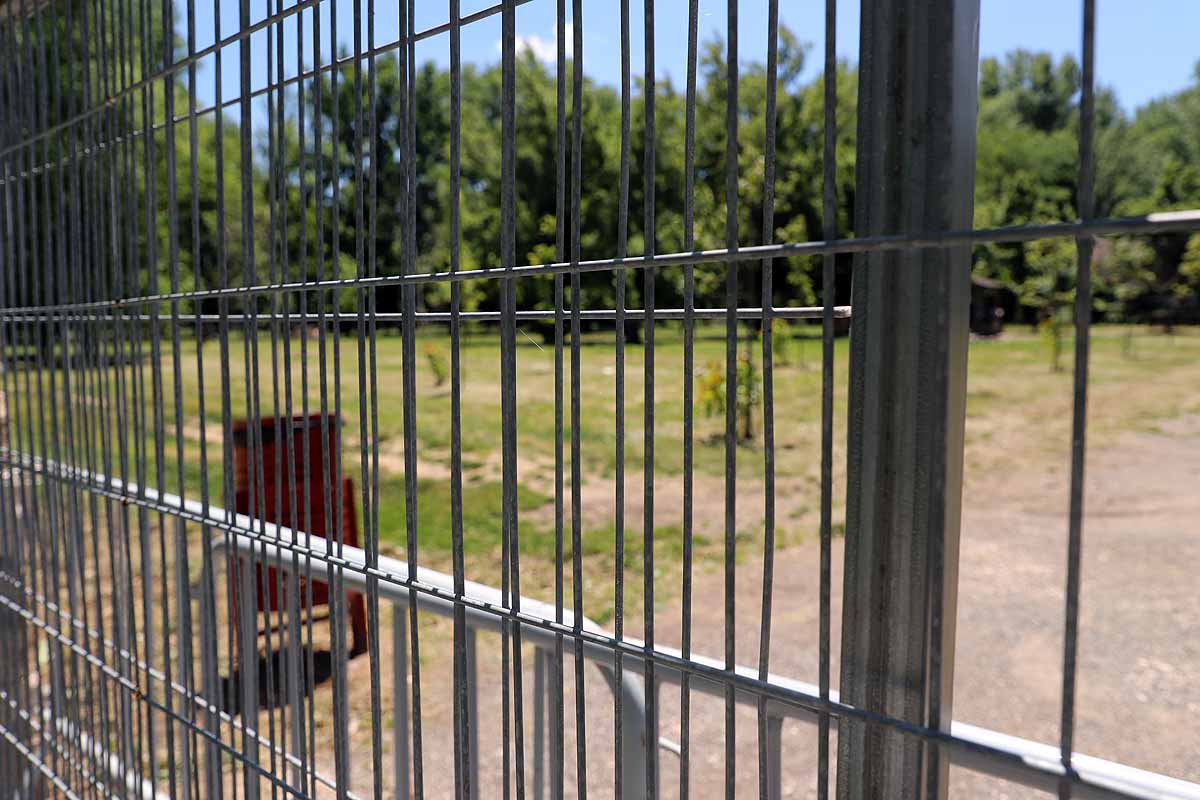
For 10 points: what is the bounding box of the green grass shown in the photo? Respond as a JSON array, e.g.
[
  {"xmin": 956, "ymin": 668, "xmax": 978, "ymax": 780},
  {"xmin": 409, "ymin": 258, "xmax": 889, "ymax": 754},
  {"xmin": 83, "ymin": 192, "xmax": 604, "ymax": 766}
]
[
  {"xmin": 6, "ymin": 322, "xmax": 1200, "ymax": 619},
  {"xmin": 169, "ymin": 322, "xmax": 846, "ymax": 480},
  {"xmin": 376, "ymin": 477, "xmax": 552, "ymax": 556}
]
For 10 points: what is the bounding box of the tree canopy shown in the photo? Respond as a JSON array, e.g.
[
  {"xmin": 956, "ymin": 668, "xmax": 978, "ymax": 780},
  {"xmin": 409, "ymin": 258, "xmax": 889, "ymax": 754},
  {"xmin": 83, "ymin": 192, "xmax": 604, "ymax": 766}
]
[{"xmin": 9, "ymin": 5, "xmax": 1200, "ymax": 326}]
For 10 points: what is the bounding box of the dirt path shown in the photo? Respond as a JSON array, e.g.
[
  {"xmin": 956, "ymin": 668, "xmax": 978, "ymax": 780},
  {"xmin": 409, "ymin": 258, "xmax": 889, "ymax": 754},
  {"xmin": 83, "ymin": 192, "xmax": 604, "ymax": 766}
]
[
  {"xmin": 639, "ymin": 414, "xmax": 1200, "ymax": 798},
  {"xmin": 315, "ymin": 415, "xmax": 1200, "ymax": 798}
]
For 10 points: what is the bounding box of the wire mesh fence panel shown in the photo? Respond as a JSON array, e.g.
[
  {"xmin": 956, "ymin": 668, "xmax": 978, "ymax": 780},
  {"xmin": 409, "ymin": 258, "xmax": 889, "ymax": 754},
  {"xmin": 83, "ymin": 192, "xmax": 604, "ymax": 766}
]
[{"xmin": 1, "ymin": 0, "xmax": 1199, "ymax": 798}]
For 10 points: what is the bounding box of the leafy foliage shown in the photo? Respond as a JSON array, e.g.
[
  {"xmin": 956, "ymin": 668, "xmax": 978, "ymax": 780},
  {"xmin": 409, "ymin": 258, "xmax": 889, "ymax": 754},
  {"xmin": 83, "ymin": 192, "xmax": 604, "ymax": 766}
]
[
  {"xmin": 975, "ymin": 51, "xmax": 1200, "ymax": 328},
  {"xmin": 697, "ymin": 352, "xmax": 761, "ymax": 442},
  {"xmin": 16, "ymin": 7, "xmax": 1200, "ymax": 327},
  {"xmin": 423, "ymin": 342, "xmax": 448, "ymax": 387}
]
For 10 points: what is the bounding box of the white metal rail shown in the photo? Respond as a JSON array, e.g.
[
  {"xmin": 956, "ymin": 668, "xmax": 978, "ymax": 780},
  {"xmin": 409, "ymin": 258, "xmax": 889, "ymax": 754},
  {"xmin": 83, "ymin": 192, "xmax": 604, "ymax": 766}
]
[{"xmin": 10, "ymin": 454, "xmax": 1198, "ymax": 800}]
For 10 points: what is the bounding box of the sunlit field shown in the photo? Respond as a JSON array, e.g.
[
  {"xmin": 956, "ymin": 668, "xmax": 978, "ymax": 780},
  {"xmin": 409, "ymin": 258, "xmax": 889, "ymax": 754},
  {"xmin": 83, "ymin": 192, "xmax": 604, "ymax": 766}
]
[{"xmin": 6, "ymin": 322, "xmax": 1200, "ymax": 623}]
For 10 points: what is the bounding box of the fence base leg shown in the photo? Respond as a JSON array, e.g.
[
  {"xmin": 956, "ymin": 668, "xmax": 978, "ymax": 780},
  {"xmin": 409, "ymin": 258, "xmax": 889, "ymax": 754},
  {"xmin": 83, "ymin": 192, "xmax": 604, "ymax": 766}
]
[
  {"xmin": 393, "ymin": 603, "xmax": 410, "ymax": 799},
  {"xmin": 466, "ymin": 627, "xmax": 479, "ymax": 796},
  {"xmin": 533, "ymin": 650, "xmax": 545, "ymax": 800},
  {"xmin": 766, "ymin": 714, "xmax": 783, "ymax": 800},
  {"xmin": 598, "ymin": 662, "xmax": 648, "ymax": 800}
]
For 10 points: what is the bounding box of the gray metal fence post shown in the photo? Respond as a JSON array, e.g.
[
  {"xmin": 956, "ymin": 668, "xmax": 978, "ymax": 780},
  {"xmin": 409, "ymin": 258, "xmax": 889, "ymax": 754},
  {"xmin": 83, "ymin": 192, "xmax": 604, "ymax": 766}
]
[{"xmin": 838, "ymin": 1, "xmax": 980, "ymax": 798}]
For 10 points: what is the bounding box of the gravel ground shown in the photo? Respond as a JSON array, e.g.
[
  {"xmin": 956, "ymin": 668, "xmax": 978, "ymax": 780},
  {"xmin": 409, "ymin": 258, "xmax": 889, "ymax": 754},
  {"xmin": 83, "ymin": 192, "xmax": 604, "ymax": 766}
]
[
  {"xmin": 652, "ymin": 414, "xmax": 1200, "ymax": 799},
  {"xmin": 313, "ymin": 415, "xmax": 1200, "ymax": 798}
]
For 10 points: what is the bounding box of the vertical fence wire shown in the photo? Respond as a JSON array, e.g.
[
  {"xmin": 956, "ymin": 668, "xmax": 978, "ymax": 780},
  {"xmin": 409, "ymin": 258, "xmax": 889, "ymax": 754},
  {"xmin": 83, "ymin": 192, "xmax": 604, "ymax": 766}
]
[
  {"xmin": 755, "ymin": 1, "xmax": 780, "ymax": 796},
  {"xmin": 569, "ymin": 1, "xmax": 587, "ymax": 798},
  {"xmin": 500, "ymin": 1, "xmax": 517, "ymax": 797},
  {"xmin": 1059, "ymin": 1, "xmax": 1097, "ymax": 798},
  {"xmin": 818, "ymin": 0, "xmax": 837, "ymax": 797},
  {"xmin": 612, "ymin": 0, "xmax": 630, "ymax": 796},
  {"xmin": 722, "ymin": 1, "xmax": 739, "ymax": 796},
  {"xmin": 640, "ymin": 0, "xmax": 657, "ymax": 797},
  {"xmin": 448, "ymin": 0, "xmax": 471, "ymax": 797},
  {"xmin": 678, "ymin": 0, "xmax": 698, "ymax": 796},
  {"xmin": 298, "ymin": 3, "xmax": 320, "ymax": 794},
  {"xmin": 552, "ymin": 0, "xmax": 568, "ymax": 796}
]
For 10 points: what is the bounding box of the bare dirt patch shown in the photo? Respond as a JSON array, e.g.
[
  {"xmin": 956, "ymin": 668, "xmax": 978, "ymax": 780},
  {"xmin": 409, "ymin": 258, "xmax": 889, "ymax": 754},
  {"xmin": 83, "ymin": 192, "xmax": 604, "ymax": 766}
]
[{"xmin": 284, "ymin": 415, "xmax": 1200, "ymax": 798}]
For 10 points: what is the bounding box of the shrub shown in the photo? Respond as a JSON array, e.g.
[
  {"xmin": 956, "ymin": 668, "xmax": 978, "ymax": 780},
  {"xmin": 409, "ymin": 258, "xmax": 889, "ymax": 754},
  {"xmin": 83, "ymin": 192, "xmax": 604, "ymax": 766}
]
[
  {"xmin": 698, "ymin": 350, "xmax": 761, "ymax": 442},
  {"xmin": 423, "ymin": 342, "xmax": 448, "ymax": 387}
]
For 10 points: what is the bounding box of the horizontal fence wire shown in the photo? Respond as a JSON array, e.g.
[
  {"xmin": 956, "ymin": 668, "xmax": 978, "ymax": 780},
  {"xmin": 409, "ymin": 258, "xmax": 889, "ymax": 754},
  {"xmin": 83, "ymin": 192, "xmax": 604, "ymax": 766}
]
[
  {"xmin": 0, "ymin": 307, "xmax": 853, "ymax": 325},
  {"xmin": 0, "ymin": 213, "xmax": 1198, "ymax": 315},
  {"xmin": 1, "ymin": 0, "xmax": 1199, "ymax": 798}
]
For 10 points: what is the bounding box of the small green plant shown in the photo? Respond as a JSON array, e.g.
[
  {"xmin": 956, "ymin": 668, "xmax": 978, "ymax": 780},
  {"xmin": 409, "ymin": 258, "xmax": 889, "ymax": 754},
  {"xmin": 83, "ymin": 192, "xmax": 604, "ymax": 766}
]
[
  {"xmin": 736, "ymin": 350, "xmax": 761, "ymax": 441},
  {"xmin": 698, "ymin": 360, "xmax": 725, "ymax": 419},
  {"xmin": 423, "ymin": 341, "xmax": 448, "ymax": 387},
  {"xmin": 697, "ymin": 350, "xmax": 762, "ymax": 442},
  {"xmin": 767, "ymin": 319, "xmax": 794, "ymax": 367},
  {"xmin": 1037, "ymin": 309, "xmax": 1068, "ymax": 373}
]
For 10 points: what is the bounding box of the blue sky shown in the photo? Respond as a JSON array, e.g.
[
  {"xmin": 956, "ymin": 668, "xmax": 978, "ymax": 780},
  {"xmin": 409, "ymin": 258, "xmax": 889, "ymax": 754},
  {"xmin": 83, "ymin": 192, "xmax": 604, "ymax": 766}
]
[{"xmin": 189, "ymin": 0, "xmax": 1200, "ymax": 121}]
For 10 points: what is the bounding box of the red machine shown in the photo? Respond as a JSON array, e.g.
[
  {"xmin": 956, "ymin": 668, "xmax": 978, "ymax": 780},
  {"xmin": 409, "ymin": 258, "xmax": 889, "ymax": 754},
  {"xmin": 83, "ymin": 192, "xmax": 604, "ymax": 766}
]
[{"xmin": 232, "ymin": 413, "xmax": 368, "ymax": 657}]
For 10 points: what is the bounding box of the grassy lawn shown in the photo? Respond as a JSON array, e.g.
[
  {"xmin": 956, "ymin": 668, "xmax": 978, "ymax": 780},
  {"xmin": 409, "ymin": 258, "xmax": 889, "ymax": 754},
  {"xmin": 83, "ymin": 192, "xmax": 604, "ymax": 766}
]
[{"xmin": 6, "ymin": 322, "xmax": 1200, "ymax": 623}]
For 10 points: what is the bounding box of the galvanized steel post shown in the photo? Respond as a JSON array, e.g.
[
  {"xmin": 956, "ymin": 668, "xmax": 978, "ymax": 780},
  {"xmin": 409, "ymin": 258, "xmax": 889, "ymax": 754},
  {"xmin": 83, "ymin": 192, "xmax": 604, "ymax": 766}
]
[{"xmin": 838, "ymin": 1, "xmax": 980, "ymax": 798}]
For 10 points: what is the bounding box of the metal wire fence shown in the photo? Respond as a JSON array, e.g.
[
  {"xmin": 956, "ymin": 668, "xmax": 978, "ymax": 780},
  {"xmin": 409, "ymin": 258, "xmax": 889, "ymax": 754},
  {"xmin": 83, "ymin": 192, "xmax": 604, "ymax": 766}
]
[{"xmin": 1, "ymin": 0, "xmax": 1199, "ymax": 798}]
